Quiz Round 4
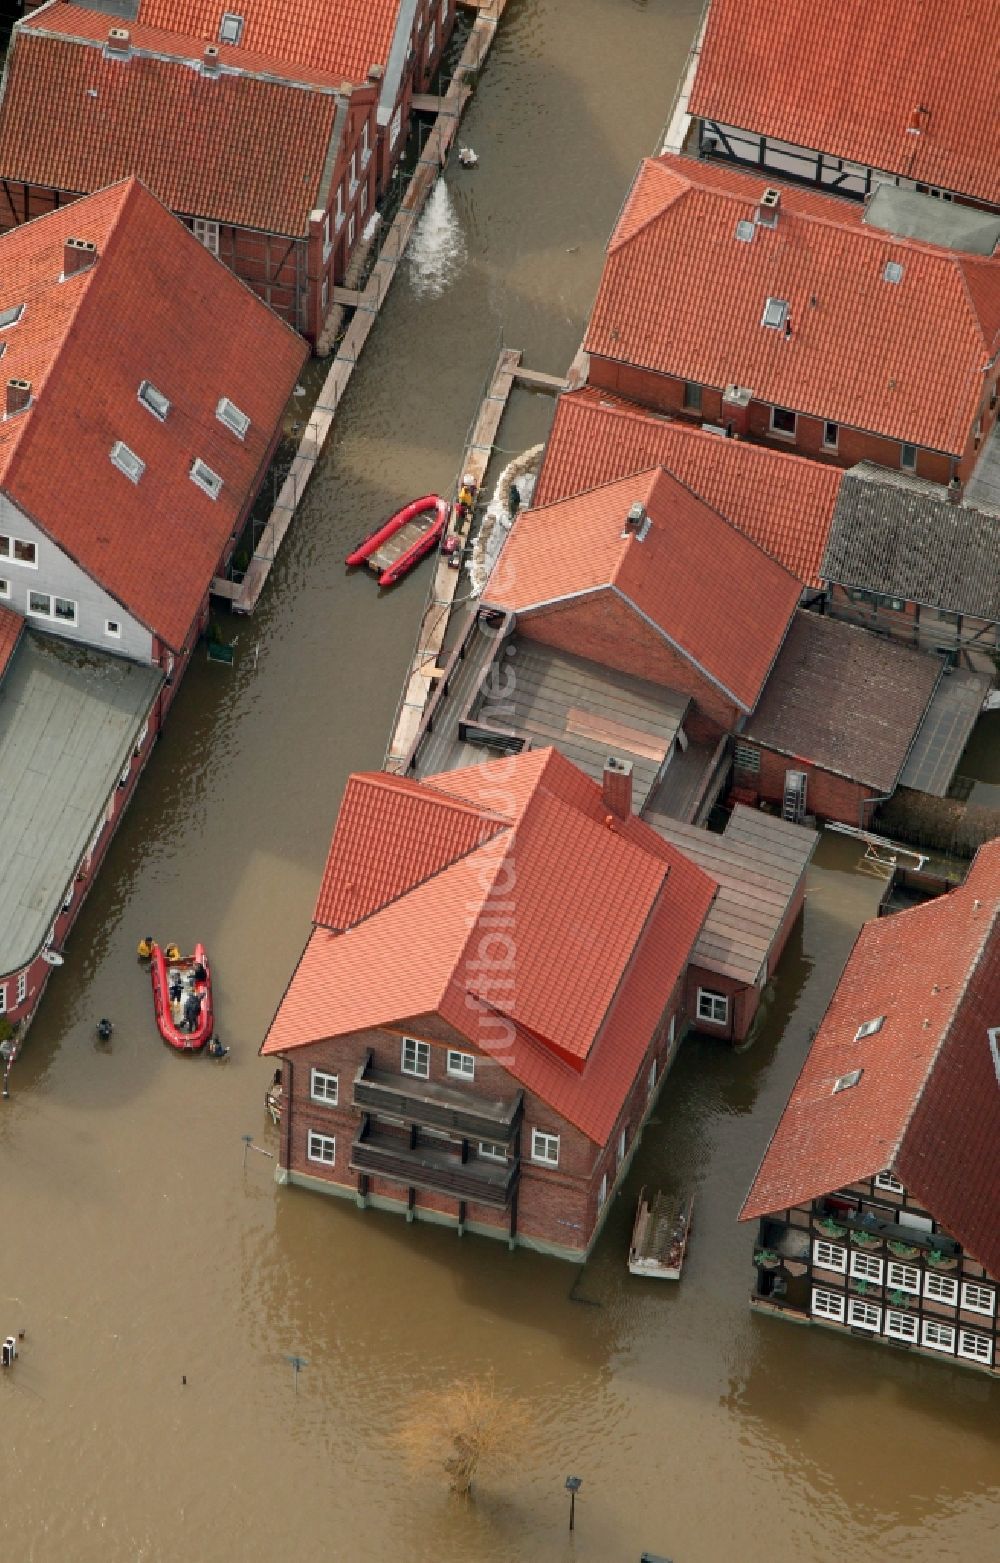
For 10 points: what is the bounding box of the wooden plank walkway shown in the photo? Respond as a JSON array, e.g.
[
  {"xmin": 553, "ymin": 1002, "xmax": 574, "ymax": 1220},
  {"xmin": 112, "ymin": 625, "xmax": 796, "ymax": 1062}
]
[
  {"xmin": 213, "ymin": 0, "xmax": 512, "ymax": 616},
  {"xmin": 384, "ymin": 346, "xmax": 521, "ymax": 773}
]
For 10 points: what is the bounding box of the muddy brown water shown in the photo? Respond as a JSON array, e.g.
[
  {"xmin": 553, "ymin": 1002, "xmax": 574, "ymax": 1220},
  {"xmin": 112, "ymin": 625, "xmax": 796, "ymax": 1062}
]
[{"xmin": 4, "ymin": 3, "xmax": 998, "ymax": 1559}]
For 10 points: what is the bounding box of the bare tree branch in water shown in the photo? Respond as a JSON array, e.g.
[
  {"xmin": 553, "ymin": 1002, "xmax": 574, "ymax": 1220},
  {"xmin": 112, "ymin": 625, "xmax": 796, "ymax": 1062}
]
[{"xmin": 396, "ymin": 1372, "xmax": 531, "ymax": 1496}]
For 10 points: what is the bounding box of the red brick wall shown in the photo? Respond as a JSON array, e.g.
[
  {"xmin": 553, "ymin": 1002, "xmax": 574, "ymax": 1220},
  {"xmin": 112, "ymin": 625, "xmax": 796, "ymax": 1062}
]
[
  {"xmin": 735, "ymin": 743, "xmax": 870, "ymax": 826},
  {"xmin": 517, "ymin": 593, "xmax": 740, "ymax": 736}
]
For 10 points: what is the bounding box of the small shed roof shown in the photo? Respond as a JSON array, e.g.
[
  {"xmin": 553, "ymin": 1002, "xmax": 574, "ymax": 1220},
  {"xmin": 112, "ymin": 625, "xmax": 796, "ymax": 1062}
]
[
  {"xmin": 821, "ymin": 464, "xmax": 1000, "ymax": 621},
  {"xmin": 645, "ymin": 805, "xmax": 817, "ymax": 984},
  {"xmin": 0, "ymin": 605, "xmax": 25, "ymax": 685},
  {"xmin": 0, "ymin": 632, "xmax": 162, "ymax": 974},
  {"xmin": 744, "ymin": 611, "xmax": 941, "ymax": 793}
]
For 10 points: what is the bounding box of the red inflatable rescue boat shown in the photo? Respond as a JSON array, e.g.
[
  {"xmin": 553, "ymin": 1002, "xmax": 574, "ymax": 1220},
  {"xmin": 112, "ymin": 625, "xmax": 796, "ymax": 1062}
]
[
  {"xmin": 345, "ymin": 494, "xmax": 450, "ymax": 587},
  {"xmin": 150, "ymin": 942, "xmax": 213, "ymax": 1052}
]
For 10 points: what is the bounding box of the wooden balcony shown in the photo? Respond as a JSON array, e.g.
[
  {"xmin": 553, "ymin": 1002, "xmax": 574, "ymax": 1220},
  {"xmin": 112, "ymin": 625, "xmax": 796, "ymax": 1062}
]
[
  {"xmin": 353, "ymin": 1052, "xmax": 523, "ymax": 1143},
  {"xmin": 350, "ymin": 1121, "xmax": 519, "ymax": 1208}
]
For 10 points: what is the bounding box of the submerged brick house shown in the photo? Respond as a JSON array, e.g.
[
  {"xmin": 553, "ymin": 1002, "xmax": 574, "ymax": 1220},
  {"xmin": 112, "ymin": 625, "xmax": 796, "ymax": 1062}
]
[
  {"xmin": 582, "ymin": 155, "xmax": 1000, "ymax": 486},
  {"xmin": 261, "ymin": 747, "xmax": 718, "ymax": 1261},
  {"xmin": 0, "ymin": 0, "xmax": 456, "ymax": 340},
  {"xmin": 684, "ymin": 0, "xmax": 1000, "ymax": 211},
  {"xmin": 741, "ymin": 839, "xmax": 1000, "ymax": 1377},
  {"xmin": 0, "ymin": 178, "xmax": 306, "ymax": 1029}
]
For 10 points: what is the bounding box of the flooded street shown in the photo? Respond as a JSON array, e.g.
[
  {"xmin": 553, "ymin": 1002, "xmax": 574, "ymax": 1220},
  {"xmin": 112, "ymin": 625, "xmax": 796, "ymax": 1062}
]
[{"xmin": 3, "ymin": 2, "xmax": 997, "ymax": 1559}]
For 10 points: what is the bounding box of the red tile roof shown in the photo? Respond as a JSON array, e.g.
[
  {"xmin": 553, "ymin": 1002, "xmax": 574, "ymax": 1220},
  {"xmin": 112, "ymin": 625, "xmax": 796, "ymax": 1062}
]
[
  {"xmin": 484, "ymin": 467, "xmax": 802, "ymax": 712},
  {"xmin": 0, "ymin": 605, "xmax": 26, "ymax": 683},
  {"xmin": 741, "ymin": 840, "xmax": 1000, "ymax": 1275},
  {"xmin": 0, "ymin": 179, "xmax": 307, "ymax": 650},
  {"xmin": 534, "ymin": 387, "xmax": 842, "ymax": 585},
  {"xmin": 133, "ymin": 0, "xmax": 407, "ymax": 85},
  {"xmin": 2, "ymin": 12, "xmax": 343, "ymax": 235},
  {"xmin": 583, "ymin": 155, "xmax": 1000, "ymax": 457},
  {"xmin": 688, "ymin": 0, "xmax": 1000, "ymax": 208},
  {"xmin": 263, "ymin": 747, "xmax": 717, "ymax": 1143}
]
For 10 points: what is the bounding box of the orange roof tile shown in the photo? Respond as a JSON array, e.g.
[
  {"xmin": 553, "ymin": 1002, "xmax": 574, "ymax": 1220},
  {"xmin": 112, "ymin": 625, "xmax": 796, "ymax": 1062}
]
[
  {"xmin": 484, "ymin": 467, "xmax": 802, "ymax": 712},
  {"xmin": 534, "ymin": 388, "xmax": 842, "ymax": 586},
  {"xmin": 689, "ymin": 0, "xmax": 1000, "ymax": 208},
  {"xmin": 584, "ymin": 155, "xmax": 1000, "ymax": 457},
  {"xmin": 263, "ymin": 748, "xmax": 717, "ymax": 1143},
  {"xmin": 0, "ymin": 180, "xmax": 307, "ymax": 650},
  {"xmin": 0, "ymin": 605, "xmax": 26, "ymax": 682},
  {"xmin": 741, "ymin": 840, "xmax": 1000, "ymax": 1275},
  {"xmin": 134, "ymin": 0, "xmax": 407, "ymax": 85},
  {"xmin": 2, "ymin": 13, "xmax": 343, "ymax": 236}
]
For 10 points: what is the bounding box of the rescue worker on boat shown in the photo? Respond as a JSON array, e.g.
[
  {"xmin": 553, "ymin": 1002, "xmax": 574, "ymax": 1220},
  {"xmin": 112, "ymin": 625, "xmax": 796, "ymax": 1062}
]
[
  {"xmin": 165, "ymin": 942, "xmax": 182, "ymax": 963},
  {"xmin": 456, "ymin": 475, "xmax": 477, "ymax": 532},
  {"xmin": 137, "ymin": 935, "xmax": 155, "ymax": 960},
  {"xmin": 183, "ymin": 991, "xmax": 202, "ymax": 1033}
]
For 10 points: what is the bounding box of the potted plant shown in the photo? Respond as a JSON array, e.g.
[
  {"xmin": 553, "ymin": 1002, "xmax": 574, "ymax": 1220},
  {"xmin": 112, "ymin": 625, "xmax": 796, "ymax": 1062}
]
[
  {"xmin": 850, "ymin": 1229, "xmax": 882, "ymax": 1250},
  {"xmin": 888, "ymin": 1240, "xmax": 919, "ymax": 1261},
  {"xmin": 851, "ymin": 1277, "xmax": 874, "ymax": 1297},
  {"xmin": 889, "ymin": 1290, "xmax": 911, "ymax": 1310},
  {"xmin": 817, "ymin": 1217, "xmax": 847, "ymax": 1240},
  {"xmin": 754, "ymin": 1248, "xmax": 781, "ymax": 1271},
  {"xmin": 926, "ymin": 1249, "xmax": 957, "ymax": 1271}
]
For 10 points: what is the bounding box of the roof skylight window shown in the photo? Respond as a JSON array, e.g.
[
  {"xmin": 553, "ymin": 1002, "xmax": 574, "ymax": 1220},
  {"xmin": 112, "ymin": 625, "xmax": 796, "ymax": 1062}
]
[
  {"xmin": 219, "ymin": 13, "xmax": 244, "ymax": 45},
  {"xmin": 110, "ymin": 441, "xmax": 145, "ymax": 484},
  {"xmin": 854, "ymin": 1016, "xmax": 885, "ymax": 1040},
  {"xmin": 0, "ymin": 304, "xmax": 24, "ymax": 331},
  {"xmin": 883, "ymin": 260, "xmax": 904, "ymax": 284},
  {"xmin": 761, "ymin": 297, "xmax": 789, "ymax": 330},
  {"xmin": 735, "ymin": 220, "xmax": 755, "ymax": 243},
  {"xmin": 138, "ymin": 380, "xmax": 171, "ymax": 421},
  {"xmin": 833, "ymin": 1069, "xmax": 864, "ymax": 1094},
  {"xmin": 216, "ymin": 396, "xmax": 250, "ymax": 440},
  {"xmin": 190, "ymin": 458, "xmax": 223, "ymax": 499}
]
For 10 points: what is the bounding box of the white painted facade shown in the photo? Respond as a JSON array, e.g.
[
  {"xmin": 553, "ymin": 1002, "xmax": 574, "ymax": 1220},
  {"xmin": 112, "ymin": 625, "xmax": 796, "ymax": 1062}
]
[
  {"xmin": 0, "ymin": 490, "xmax": 153, "ymax": 663},
  {"xmin": 695, "ymin": 120, "xmax": 960, "ymax": 204}
]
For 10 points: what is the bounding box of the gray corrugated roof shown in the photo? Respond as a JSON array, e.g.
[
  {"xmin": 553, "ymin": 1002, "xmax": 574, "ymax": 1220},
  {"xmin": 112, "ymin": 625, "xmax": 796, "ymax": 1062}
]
[
  {"xmin": 898, "ymin": 668, "xmax": 989, "ymax": 796},
  {"xmin": 864, "ymin": 185, "xmax": 1000, "ymax": 256},
  {"xmin": 0, "ymin": 632, "xmax": 162, "ymax": 973},
  {"xmin": 821, "ymin": 463, "xmax": 1000, "ymax": 621},
  {"xmin": 646, "ymin": 805, "xmax": 818, "ymax": 983}
]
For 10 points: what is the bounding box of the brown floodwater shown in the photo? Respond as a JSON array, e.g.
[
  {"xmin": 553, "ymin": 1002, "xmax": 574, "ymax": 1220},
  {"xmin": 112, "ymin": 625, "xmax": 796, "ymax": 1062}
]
[{"xmin": 4, "ymin": 3, "xmax": 998, "ymax": 1559}]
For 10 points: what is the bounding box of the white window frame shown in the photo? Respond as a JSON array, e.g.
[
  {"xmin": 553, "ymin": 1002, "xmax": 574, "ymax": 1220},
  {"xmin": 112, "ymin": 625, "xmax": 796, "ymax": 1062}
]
[
  {"xmin": 900, "ymin": 442, "xmax": 917, "ymax": 472},
  {"xmin": 16, "ymin": 971, "xmax": 27, "ymax": 1004},
  {"xmin": 390, "ymin": 106, "xmax": 402, "ymax": 148},
  {"xmin": 306, "ymin": 1130, "xmax": 336, "ymax": 1166},
  {"xmin": 531, "ymin": 1129, "xmax": 560, "ymax": 1167},
  {"xmin": 886, "ymin": 1260, "xmax": 920, "ymax": 1295},
  {"xmin": 847, "ymin": 1297, "xmax": 881, "ymax": 1332},
  {"xmin": 0, "ymin": 303, "xmax": 24, "ymax": 330},
  {"xmin": 192, "ymin": 218, "xmax": 220, "ymax": 257},
  {"xmin": 850, "ymin": 1250, "xmax": 883, "ymax": 1283},
  {"xmin": 924, "ymin": 1271, "xmax": 959, "ymax": 1305},
  {"xmin": 874, "ymin": 1169, "xmax": 903, "ymax": 1192},
  {"xmin": 446, "ymin": 1049, "xmax": 474, "ymax": 1080},
  {"xmin": 855, "ymin": 1017, "xmax": 885, "ymax": 1040},
  {"xmin": 617, "ymin": 1127, "xmax": 627, "ymax": 1166},
  {"xmin": 190, "ymin": 459, "xmax": 223, "ymax": 500},
  {"xmin": 138, "ymin": 380, "xmax": 170, "ymax": 421},
  {"xmin": 401, "ymin": 1037, "xmax": 430, "ymax": 1078},
  {"xmin": 1, "ymin": 534, "xmax": 37, "ymax": 568},
  {"xmin": 349, "ymin": 150, "xmax": 358, "ymax": 197},
  {"xmin": 477, "ymin": 1141, "xmax": 507, "ymax": 1162},
  {"xmin": 361, "ymin": 185, "xmax": 368, "ymax": 217},
  {"xmin": 309, "ymin": 1068, "xmax": 339, "ymax": 1106},
  {"xmin": 0, "ymin": 577, "xmax": 8, "ymax": 599},
  {"xmin": 110, "ymin": 441, "xmax": 145, "ymax": 484},
  {"xmin": 218, "ymin": 11, "xmax": 243, "ymax": 46},
  {"xmin": 921, "ymin": 1319, "xmax": 955, "ymax": 1354},
  {"xmin": 135, "ymin": 721, "xmax": 149, "ymax": 754},
  {"xmin": 361, "ymin": 119, "xmax": 371, "ymax": 166},
  {"xmin": 957, "ymin": 1329, "xmax": 993, "ymax": 1365},
  {"xmin": 811, "ymin": 1287, "xmax": 845, "ymax": 1322},
  {"xmin": 104, "ymin": 619, "xmax": 122, "ymax": 639},
  {"xmin": 52, "ymin": 596, "xmax": 77, "ymax": 625},
  {"xmin": 822, "ymin": 420, "xmax": 839, "ymax": 451},
  {"xmin": 813, "ymin": 1239, "xmax": 847, "ymax": 1273},
  {"xmin": 769, "ymin": 404, "xmax": 797, "ymax": 438},
  {"xmin": 598, "ymin": 1171, "xmax": 608, "ymax": 1206},
  {"xmin": 335, "ymin": 182, "xmax": 345, "ymax": 231},
  {"xmin": 216, "ymin": 397, "xmax": 250, "ymax": 440},
  {"xmin": 696, "ymin": 988, "xmax": 728, "ymax": 1026},
  {"xmin": 322, "ymin": 211, "xmax": 331, "ymax": 259},
  {"xmin": 428, "ymin": 20, "xmax": 436, "ymax": 55},
  {"xmin": 27, "ymin": 590, "xmax": 52, "ymax": 619},
  {"xmin": 646, "ymin": 1060, "xmax": 656, "ymax": 1099},
  {"xmin": 884, "ymin": 1308, "xmax": 918, "ymax": 1342},
  {"xmin": 348, "ymin": 213, "xmax": 356, "ymax": 249},
  {"xmin": 961, "ymin": 1281, "xmax": 995, "ymax": 1317},
  {"xmin": 0, "ymin": 984, "xmax": 6, "ymax": 1014}
]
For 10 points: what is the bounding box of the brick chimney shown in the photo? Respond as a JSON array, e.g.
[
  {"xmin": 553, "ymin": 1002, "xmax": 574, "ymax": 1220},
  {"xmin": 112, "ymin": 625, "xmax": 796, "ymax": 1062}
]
[
  {"xmin": 368, "ymin": 63, "xmax": 384, "ymax": 83},
  {"xmin": 107, "ymin": 27, "xmax": 131, "ymax": 57},
  {"xmin": 602, "ymin": 756, "xmax": 633, "ymax": 819},
  {"xmin": 621, "ymin": 501, "xmax": 649, "ymax": 540},
  {"xmin": 63, "ymin": 237, "xmax": 97, "ymax": 278},
  {"xmin": 722, "ymin": 384, "xmax": 753, "ymax": 438},
  {"xmin": 6, "ymin": 378, "xmax": 32, "ymax": 416},
  {"xmin": 203, "ymin": 45, "xmax": 221, "ymax": 74},
  {"xmin": 756, "ymin": 187, "xmax": 780, "ymax": 227},
  {"xmin": 947, "ymin": 476, "xmax": 962, "ymax": 505}
]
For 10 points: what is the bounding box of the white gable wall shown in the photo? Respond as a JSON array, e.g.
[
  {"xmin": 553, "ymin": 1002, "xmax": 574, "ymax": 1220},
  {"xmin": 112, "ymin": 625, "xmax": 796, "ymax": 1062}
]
[{"xmin": 0, "ymin": 491, "xmax": 153, "ymax": 663}]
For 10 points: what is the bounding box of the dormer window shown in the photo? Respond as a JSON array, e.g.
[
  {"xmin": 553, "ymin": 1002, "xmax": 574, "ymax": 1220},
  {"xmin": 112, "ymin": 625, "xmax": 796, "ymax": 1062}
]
[
  {"xmin": 0, "ymin": 304, "xmax": 24, "ymax": 331},
  {"xmin": 761, "ymin": 297, "xmax": 789, "ymax": 330},
  {"xmin": 190, "ymin": 458, "xmax": 223, "ymax": 499},
  {"xmin": 854, "ymin": 1016, "xmax": 885, "ymax": 1040},
  {"xmin": 138, "ymin": 380, "xmax": 170, "ymax": 421},
  {"xmin": 216, "ymin": 397, "xmax": 250, "ymax": 440},
  {"xmin": 833, "ymin": 1069, "xmax": 863, "ymax": 1094},
  {"xmin": 219, "ymin": 13, "xmax": 244, "ymax": 46},
  {"xmin": 110, "ymin": 441, "xmax": 145, "ymax": 483}
]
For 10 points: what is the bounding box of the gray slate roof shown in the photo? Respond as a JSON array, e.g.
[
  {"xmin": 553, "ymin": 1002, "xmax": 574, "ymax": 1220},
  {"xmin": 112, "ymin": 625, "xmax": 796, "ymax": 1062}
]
[
  {"xmin": 0, "ymin": 631, "xmax": 161, "ymax": 973},
  {"xmin": 821, "ymin": 463, "xmax": 1000, "ymax": 621}
]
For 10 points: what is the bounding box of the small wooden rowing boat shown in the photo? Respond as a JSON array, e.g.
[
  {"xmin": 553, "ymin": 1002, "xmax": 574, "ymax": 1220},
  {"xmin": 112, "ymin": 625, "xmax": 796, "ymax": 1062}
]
[
  {"xmin": 345, "ymin": 494, "xmax": 450, "ymax": 587},
  {"xmin": 150, "ymin": 942, "xmax": 213, "ymax": 1052},
  {"xmin": 628, "ymin": 1188, "xmax": 694, "ymax": 1280}
]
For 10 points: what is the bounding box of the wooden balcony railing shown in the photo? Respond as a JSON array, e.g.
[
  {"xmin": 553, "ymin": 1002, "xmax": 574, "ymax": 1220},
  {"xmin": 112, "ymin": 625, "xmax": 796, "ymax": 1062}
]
[
  {"xmin": 350, "ymin": 1121, "xmax": 519, "ymax": 1209},
  {"xmin": 353, "ymin": 1052, "xmax": 523, "ymax": 1143}
]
